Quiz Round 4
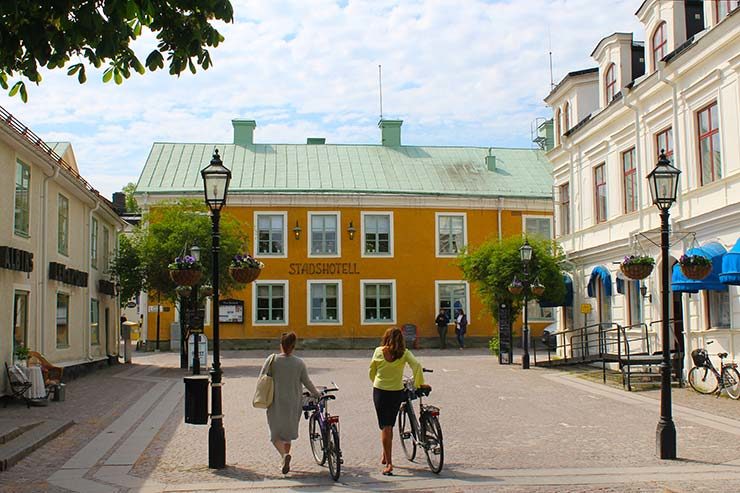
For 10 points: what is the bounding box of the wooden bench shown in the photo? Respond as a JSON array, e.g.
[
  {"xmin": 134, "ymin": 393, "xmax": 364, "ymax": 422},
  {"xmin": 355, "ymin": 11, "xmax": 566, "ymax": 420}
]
[{"xmin": 4, "ymin": 363, "xmax": 31, "ymax": 408}]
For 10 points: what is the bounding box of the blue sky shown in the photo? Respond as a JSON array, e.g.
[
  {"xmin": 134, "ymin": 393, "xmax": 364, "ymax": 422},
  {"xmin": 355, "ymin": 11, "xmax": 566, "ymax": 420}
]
[{"xmin": 1, "ymin": 0, "xmax": 643, "ymax": 199}]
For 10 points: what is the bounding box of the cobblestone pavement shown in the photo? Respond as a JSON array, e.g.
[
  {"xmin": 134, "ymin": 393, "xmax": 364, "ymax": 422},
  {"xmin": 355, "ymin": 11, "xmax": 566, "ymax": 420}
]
[{"xmin": 2, "ymin": 348, "xmax": 740, "ymax": 492}]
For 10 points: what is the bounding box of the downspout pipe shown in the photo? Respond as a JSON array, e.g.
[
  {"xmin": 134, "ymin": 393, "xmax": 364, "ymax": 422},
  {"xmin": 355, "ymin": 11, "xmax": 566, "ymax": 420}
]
[{"xmin": 39, "ymin": 164, "xmax": 59, "ymax": 355}]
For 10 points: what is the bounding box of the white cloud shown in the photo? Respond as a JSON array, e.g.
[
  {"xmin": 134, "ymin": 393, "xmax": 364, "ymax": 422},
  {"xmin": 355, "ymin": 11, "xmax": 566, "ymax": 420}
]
[{"xmin": 1, "ymin": 0, "xmax": 644, "ymax": 199}]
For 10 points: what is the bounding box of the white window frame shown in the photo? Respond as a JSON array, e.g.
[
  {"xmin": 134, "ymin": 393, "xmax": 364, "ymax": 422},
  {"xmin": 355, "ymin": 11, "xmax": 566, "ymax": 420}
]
[
  {"xmin": 360, "ymin": 279, "xmax": 397, "ymax": 325},
  {"xmin": 252, "ymin": 280, "xmax": 289, "ymax": 326},
  {"xmin": 253, "ymin": 211, "xmax": 288, "ymax": 258},
  {"xmin": 434, "ymin": 280, "xmax": 471, "ymax": 325},
  {"xmin": 90, "ymin": 298, "xmax": 100, "ymax": 346},
  {"xmin": 308, "ymin": 211, "xmax": 341, "ymax": 258},
  {"xmin": 14, "ymin": 159, "xmax": 31, "ymax": 239},
  {"xmin": 307, "ymin": 280, "xmax": 343, "ymax": 325},
  {"xmin": 361, "ymin": 211, "xmax": 394, "ymax": 258},
  {"xmin": 91, "ymin": 217, "xmax": 98, "ymax": 269},
  {"xmin": 522, "ymin": 215, "xmax": 553, "ymax": 240},
  {"xmin": 707, "ymin": 290, "xmax": 731, "ymax": 329},
  {"xmin": 435, "ymin": 212, "xmax": 467, "ymax": 258},
  {"xmin": 56, "ymin": 290, "xmax": 71, "ymax": 349}
]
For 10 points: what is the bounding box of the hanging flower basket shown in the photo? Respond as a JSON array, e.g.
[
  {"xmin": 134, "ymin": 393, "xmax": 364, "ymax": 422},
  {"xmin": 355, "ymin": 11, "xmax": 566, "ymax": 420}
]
[
  {"xmin": 175, "ymin": 285, "xmax": 193, "ymax": 297},
  {"xmin": 620, "ymin": 255, "xmax": 655, "ymax": 281},
  {"xmin": 170, "ymin": 269, "xmax": 202, "ymax": 286},
  {"xmin": 531, "ymin": 284, "xmax": 545, "ymax": 297},
  {"xmin": 229, "ymin": 253, "xmax": 265, "ymax": 284},
  {"xmin": 199, "ymin": 285, "xmax": 214, "ymax": 297},
  {"xmin": 508, "ymin": 278, "xmax": 523, "ymax": 295},
  {"xmin": 679, "ymin": 254, "xmax": 712, "ymax": 281}
]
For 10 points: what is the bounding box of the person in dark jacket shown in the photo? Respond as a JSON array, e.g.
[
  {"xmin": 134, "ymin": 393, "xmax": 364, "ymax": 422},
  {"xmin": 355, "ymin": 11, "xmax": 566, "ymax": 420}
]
[
  {"xmin": 455, "ymin": 309, "xmax": 468, "ymax": 349},
  {"xmin": 434, "ymin": 308, "xmax": 450, "ymax": 349}
]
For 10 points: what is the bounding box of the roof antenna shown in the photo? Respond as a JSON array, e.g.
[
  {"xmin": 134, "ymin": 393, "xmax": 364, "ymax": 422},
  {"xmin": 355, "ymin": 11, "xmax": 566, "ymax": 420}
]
[
  {"xmin": 378, "ymin": 64, "xmax": 383, "ymax": 120},
  {"xmin": 548, "ymin": 25, "xmax": 555, "ymax": 90}
]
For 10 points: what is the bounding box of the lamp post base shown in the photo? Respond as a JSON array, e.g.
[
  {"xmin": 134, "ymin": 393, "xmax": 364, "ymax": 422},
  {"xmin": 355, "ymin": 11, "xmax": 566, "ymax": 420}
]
[
  {"xmin": 522, "ymin": 327, "xmax": 530, "ymax": 370},
  {"xmin": 208, "ymin": 422, "xmax": 226, "ymax": 469},
  {"xmin": 656, "ymin": 418, "xmax": 677, "ymax": 459}
]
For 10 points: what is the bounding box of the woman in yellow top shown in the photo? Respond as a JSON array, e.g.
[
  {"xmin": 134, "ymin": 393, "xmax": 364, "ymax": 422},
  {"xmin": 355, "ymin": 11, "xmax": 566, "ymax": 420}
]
[{"xmin": 369, "ymin": 327, "xmax": 430, "ymax": 476}]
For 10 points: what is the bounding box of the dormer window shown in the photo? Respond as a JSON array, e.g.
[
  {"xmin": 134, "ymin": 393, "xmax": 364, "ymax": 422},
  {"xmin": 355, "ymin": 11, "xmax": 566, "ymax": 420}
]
[
  {"xmin": 605, "ymin": 63, "xmax": 617, "ymax": 103},
  {"xmin": 651, "ymin": 22, "xmax": 667, "ymax": 70},
  {"xmin": 715, "ymin": 0, "xmax": 740, "ymax": 23},
  {"xmin": 563, "ymin": 102, "xmax": 570, "ymax": 132}
]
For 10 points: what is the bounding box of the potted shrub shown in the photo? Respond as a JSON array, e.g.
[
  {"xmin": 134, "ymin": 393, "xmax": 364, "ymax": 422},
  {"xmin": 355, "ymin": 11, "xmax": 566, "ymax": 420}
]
[
  {"xmin": 620, "ymin": 255, "xmax": 655, "ymax": 280},
  {"xmin": 14, "ymin": 343, "xmax": 29, "ymax": 366},
  {"xmin": 679, "ymin": 254, "xmax": 712, "ymax": 280},
  {"xmin": 168, "ymin": 255, "xmax": 203, "ymax": 286},
  {"xmin": 229, "ymin": 253, "xmax": 264, "ymax": 284},
  {"xmin": 508, "ymin": 278, "xmax": 523, "ymax": 296}
]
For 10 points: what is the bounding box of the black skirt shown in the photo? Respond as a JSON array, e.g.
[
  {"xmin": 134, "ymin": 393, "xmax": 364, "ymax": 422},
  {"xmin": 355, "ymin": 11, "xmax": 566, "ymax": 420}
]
[{"xmin": 373, "ymin": 387, "xmax": 405, "ymax": 429}]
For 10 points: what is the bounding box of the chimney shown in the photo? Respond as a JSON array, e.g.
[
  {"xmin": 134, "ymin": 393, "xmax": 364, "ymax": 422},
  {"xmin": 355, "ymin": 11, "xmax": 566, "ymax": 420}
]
[
  {"xmin": 378, "ymin": 119, "xmax": 403, "ymax": 147},
  {"xmin": 112, "ymin": 192, "xmax": 126, "ymax": 214},
  {"xmin": 232, "ymin": 119, "xmax": 256, "ymax": 146},
  {"xmin": 485, "ymin": 149, "xmax": 497, "ymax": 171}
]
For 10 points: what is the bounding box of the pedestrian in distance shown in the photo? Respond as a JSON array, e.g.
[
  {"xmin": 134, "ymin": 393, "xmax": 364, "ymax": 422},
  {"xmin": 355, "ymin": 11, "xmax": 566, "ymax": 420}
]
[
  {"xmin": 259, "ymin": 331, "xmax": 320, "ymax": 475},
  {"xmin": 455, "ymin": 309, "xmax": 468, "ymax": 349},
  {"xmin": 369, "ymin": 327, "xmax": 430, "ymax": 476},
  {"xmin": 435, "ymin": 308, "xmax": 450, "ymax": 349}
]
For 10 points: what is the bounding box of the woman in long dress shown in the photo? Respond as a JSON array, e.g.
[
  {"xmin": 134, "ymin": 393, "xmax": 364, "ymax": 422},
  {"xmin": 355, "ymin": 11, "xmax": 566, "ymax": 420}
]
[{"xmin": 259, "ymin": 331, "xmax": 320, "ymax": 474}]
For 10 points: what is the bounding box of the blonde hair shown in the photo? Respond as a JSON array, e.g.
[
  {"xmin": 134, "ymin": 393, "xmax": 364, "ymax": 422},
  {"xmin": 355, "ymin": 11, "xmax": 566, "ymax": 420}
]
[{"xmin": 381, "ymin": 327, "xmax": 406, "ymax": 361}]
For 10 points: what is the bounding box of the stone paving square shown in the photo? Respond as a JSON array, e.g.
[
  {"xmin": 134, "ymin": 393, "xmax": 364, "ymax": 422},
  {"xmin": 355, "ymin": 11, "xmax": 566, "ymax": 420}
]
[{"xmin": 1, "ymin": 349, "xmax": 740, "ymax": 492}]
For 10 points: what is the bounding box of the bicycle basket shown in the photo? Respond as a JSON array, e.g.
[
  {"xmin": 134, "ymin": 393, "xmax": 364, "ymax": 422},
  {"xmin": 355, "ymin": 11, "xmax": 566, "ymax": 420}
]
[{"xmin": 691, "ymin": 348, "xmax": 708, "ymax": 367}]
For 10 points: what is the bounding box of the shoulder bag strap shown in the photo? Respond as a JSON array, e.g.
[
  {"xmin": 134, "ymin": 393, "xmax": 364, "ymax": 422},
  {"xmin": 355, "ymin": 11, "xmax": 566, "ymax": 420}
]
[{"xmin": 266, "ymin": 353, "xmax": 276, "ymax": 376}]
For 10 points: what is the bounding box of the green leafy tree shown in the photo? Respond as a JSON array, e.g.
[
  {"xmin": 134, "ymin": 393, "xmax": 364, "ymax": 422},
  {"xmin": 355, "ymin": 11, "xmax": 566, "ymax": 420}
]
[
  {"xmin": 109, "ymin": 233, "xmax": 144, "ymax": 307},
  {"xmin": 134, "ymin": 199, "xmax": 249, "ymax": 303},
  {"xmin": 458, "ymin": 236, "xmax": 566, "ymax": 323},
  {"xmin": 122, "ymin": 182, "xmax": 140, "ymax": 213},
  {"xmin": 0, "ymin": 0, "xmax": 234, "ymax": 101}
]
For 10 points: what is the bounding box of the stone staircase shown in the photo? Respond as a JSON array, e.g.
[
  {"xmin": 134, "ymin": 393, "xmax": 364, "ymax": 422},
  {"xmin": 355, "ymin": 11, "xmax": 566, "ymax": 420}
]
[{"xmin": 0, "ymin": 418, "xmax": 73, "ymax": 471}]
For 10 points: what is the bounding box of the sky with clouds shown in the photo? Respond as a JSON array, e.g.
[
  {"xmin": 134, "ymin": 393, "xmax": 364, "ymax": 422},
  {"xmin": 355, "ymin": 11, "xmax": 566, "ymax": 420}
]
[{"xmin": 2, "ymin": 0, "xmax": 644, "ymax": 200}]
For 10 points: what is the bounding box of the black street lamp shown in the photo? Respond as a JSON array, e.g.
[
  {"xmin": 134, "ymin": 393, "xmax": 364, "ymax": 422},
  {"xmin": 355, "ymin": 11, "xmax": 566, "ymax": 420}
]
[
  {"xmin": 519, "ymin": 240, "xmax": 533, "ymax": 369},
  {"xmin": 647, "ymin": 150, "xmax": 680, "ymax": 460},
  {"xmin": 201, "ymin": 149, "xmax": 231, "ymax": 469}
]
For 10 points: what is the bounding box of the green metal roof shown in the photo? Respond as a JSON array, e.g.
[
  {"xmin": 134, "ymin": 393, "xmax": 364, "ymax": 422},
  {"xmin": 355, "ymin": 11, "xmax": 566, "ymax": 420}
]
[{"xmin": 136, "ymin": 143, "xmax": 551, "ymax": 198}]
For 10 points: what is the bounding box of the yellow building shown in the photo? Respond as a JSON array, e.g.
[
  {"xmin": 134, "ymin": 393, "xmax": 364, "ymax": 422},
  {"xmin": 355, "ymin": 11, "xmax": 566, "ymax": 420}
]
[{"xmin": 135, "ymin": 119, "xmax": 554, "ymax": 348}]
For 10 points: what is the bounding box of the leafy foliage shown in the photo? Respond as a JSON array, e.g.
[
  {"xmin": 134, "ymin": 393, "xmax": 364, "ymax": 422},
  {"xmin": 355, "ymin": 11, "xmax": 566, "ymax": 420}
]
[
  {"xmin": 622, "ymin": 255, "xmax": 655, "ymax": 266},
  {"xmin": 458, "ymin": 236, "xmax": 566, "ymax": 322},
  {"xmin": 122, "ymin": 183, "xmax": 141, "ymax": 213},
  {"xmin": 679, "ymin": 254, "xmax": 711, "ymax": 267},
  {"xmin": 230, "ymin": 253, "xmax": 264, "ymax": 269},
  {"xmin": 108, "ymin": 233, "xmax": 144, "ymax": 308},
  {"xmin": 119, "ymin": 199, "xmax": 248, "ymax": 303},
  {"xmin": 0, "ymin": 0, "xmax": 234, "ymax": 101}
]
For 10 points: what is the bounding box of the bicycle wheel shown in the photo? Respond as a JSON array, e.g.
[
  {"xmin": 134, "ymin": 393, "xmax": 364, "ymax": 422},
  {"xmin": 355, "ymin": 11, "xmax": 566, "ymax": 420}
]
[
  {"xmin": 327, "ymin": 424, "xmax": 341, "ymax": 481},
  {"xmin": 722, "ymin": 367, "xmax": 740, "ymax": 400},
  {"xmin": 308, "ymin": 413, "xmax": 326, "ymax": 465},
  {"xmin": 398, "ymin": 403, "xmax": 416, "ymax": 461},
  {"xmin": 421, "ymin": 414, "xmax": 444, "ymax": 474},
  {"xmin": 688, "ymin": 366, "xmax": 719, "ymax": 395}
]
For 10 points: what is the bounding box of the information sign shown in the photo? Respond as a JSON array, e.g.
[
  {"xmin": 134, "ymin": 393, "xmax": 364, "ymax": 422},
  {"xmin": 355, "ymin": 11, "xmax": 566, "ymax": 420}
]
[
  {"xmin": 498, "ymin": 302, "xmax": 513, "ymax": 365},
  {"xmin": 219, "ymin": 299, "xmax": 244, "ymax": 323}
]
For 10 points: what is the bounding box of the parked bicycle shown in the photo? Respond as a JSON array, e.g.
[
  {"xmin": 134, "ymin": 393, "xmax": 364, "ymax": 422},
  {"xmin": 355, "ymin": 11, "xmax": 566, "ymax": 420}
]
[
  {"xmin": 688, "ymin": 341, "xmax": 740, "ymax": 399},
  {"xmin": 397, "ymin": 368, "xmax": 444, "ymax": 473},
  {"xmin": 303, "ymin": 384, "xmax": 342, "ymax": 480}
]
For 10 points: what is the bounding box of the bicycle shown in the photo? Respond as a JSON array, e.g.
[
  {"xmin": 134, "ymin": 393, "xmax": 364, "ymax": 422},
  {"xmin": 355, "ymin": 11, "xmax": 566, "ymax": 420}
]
[
  {"xmin": 397, "ymin": 368, "xmax": 444, "ymax": 474},
  {"xmin": 688, "ymin": 341, "xmax": 740, "ymax": 399},
  {"xmin": 302, "ymin": 384, "xmax": 342, "ymax": 480}
]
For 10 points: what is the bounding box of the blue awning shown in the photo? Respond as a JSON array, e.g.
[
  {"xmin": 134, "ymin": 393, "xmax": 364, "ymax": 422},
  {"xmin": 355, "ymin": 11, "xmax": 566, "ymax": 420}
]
[
  {"xmin": 720, "ymin": 238, "xmax": 740, "ymax": 285},
  {"xmin": 539, "ymin": 274, "xmax": 573, "ymax": 307},
  {"xmin": 671, "ymin": 241, "xmax": 727, "ymax": 293},
  {"xmin": 587, "ymin": 266, "xmax": 612, "ymax": 298}
]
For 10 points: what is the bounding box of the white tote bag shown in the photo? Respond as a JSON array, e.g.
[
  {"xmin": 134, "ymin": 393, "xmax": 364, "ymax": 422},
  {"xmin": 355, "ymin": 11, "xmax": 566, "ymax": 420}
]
[{"xmin": 252, "ymin": 354, "xmax": 276, "ymax": 408}]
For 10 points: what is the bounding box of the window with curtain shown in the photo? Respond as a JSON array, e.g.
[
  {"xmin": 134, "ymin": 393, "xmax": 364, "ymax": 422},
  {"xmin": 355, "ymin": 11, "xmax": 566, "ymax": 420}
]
[
  {"xmin": 57, "ymin": 293, "xmax": 70, "ymax": 348},
  {"xmin": 656, "ymin": 127, "xmax": 673, "ymax": 164},
  {"xmin": 309, "ymin": 282, "xmax": 340, "ymax": 323},
  {"xmin": 605, "ymin": 64, "xmax": 617, "ymax": 103},
  {"xmin": 715, "ymin": 0, "xmax": 740, "ymax": 22},
  {"xmin": 622, "ymin": 147, "xmax": 637, "ymax": 213},
  {"xmin": 707, "ymin": 291, "xmax": 730, "ymax": 328},
  {"xmin": 91, "ymin": 217, "xmax": 98, "ymax": 269},
  {"xmin": 559, "ymin": 183, "xmax": 571, "ymax": 236},
  {"xmin": 310, "ymin": 214, "xmax": 338, "ymax": 255},
  {"xmin": 594, "ymin": 163, "xmax": 608, "ymax": 223},
  {"xmin": 697, "ymin": 102, "xmax": 721, "ymax": 185},
  {"xmin": 257, "ymin": 214, "xmax": 285, "ymax": 255},
  {"xmin": 651, "ymin": 22, "xmax": 667, "ymax": 70},
  {"xmin": 58, "ymin": 194, "xmax": 69, "ymax": 255},
  {"xmin": 90, "ymin": 298, "xmax": 100, "ymax": 346},
  {"xmin": 14, "ymin": 160, "xmax": 31, "ymax": 237},
  {"xmin": 255, "ymin": 283, "xmax": 286, "ymax": 323},
  {"xmin": 438, "ymin": 214, "xmax": 465, "ymax": 255},
  {"xmin": 363, "ymin": 214, "xmax": 391, "ymax": 255},
  {"xmin": 102, "ymin": 226, "xmax": 110, "ymax": 272},
  {"xmin": 13, "ymin": 291, "xmax": 29, "ymax": 363},
  {"xmin": 363, "ymin": 282, "xmax": 394, "ymax": 323},
  {"xmin": 626, "ymin": 281, "xmax": 642, "ymax": 325}
]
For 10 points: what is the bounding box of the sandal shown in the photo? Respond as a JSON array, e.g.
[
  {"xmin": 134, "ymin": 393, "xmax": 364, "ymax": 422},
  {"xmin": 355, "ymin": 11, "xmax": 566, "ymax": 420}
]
[{"xmin": 382, "ymin": 466, "xmax": 393, "ymax": 476}]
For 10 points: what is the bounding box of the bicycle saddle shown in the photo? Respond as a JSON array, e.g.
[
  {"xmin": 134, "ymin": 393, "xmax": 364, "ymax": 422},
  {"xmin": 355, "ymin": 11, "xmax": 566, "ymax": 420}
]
[
  {"xmin": 718, "ymin": 352, "xmax": 728, "ymax": 358},
  {"xmin": 415, "ymin": 387, "xmax": 431, "ymax": 397}
]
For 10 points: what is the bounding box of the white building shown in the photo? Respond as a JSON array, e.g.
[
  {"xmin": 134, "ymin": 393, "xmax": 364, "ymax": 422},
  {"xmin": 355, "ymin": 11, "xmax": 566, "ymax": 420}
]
[
  {"xmin": 545, "ymin": 0, "xmax": 740, "ymax": 374},
  {"xmin": 1, "ymin": 105, "xmax": 126, "ymax": 393}
]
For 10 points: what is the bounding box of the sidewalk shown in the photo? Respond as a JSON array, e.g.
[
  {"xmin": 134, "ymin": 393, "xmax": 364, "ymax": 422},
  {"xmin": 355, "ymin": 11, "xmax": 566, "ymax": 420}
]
[{"xmin": 1, "ymin": 349, "xmax": 739, "ymax": 492}]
